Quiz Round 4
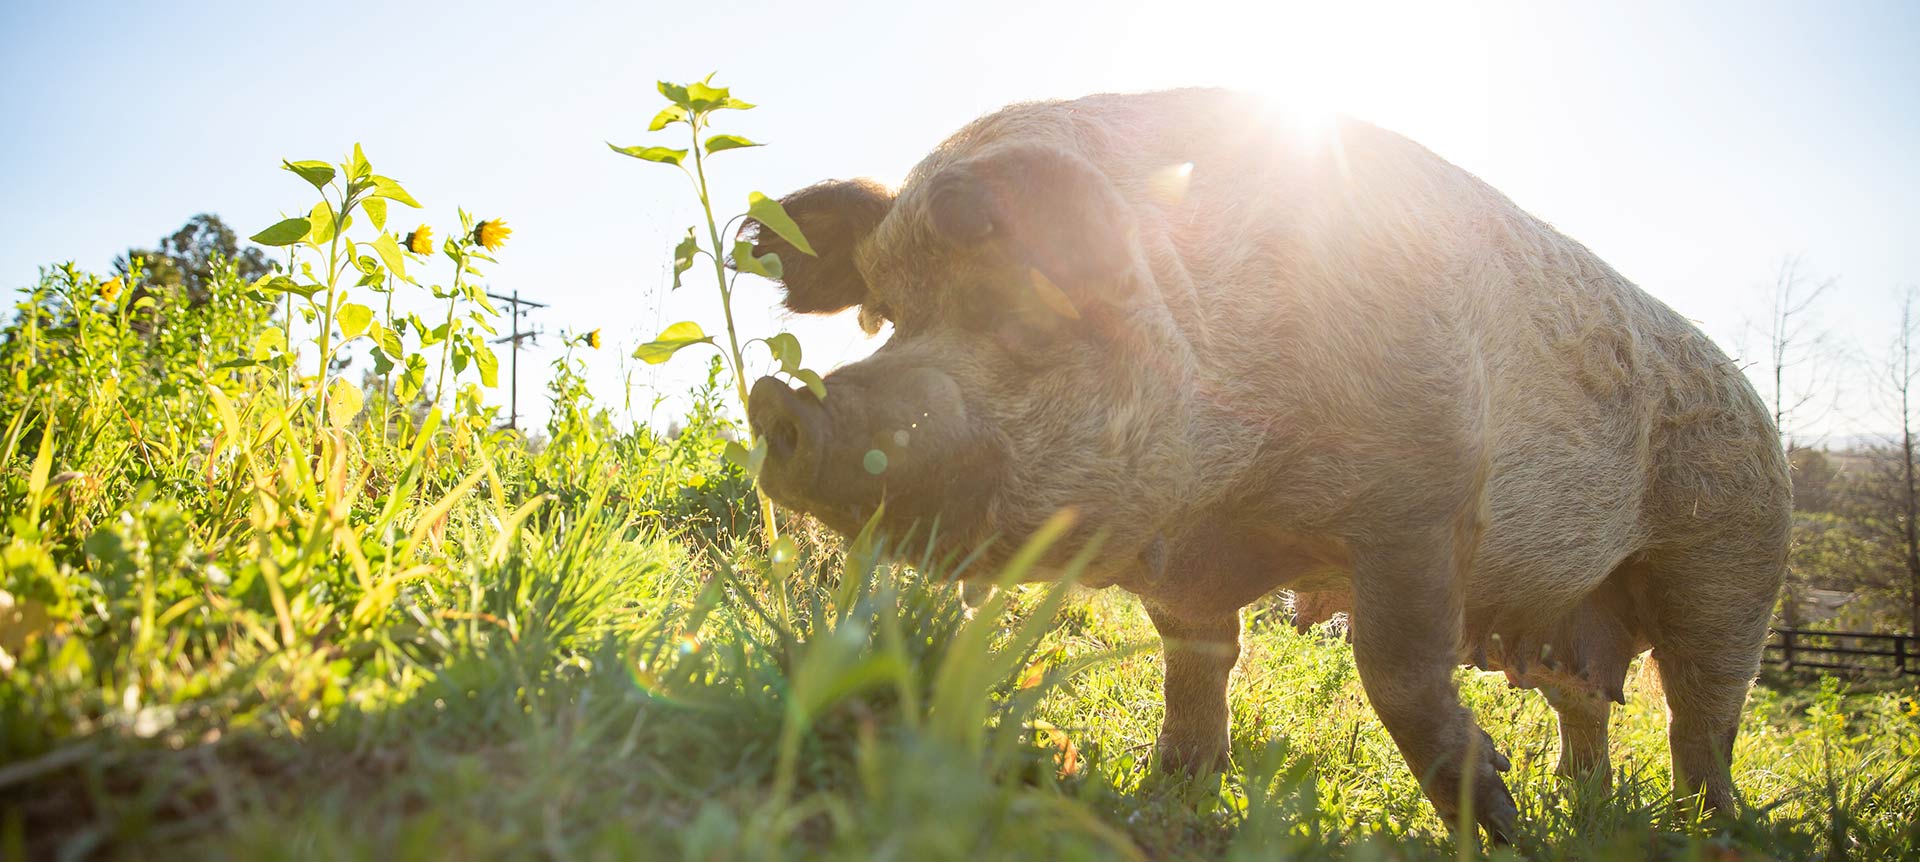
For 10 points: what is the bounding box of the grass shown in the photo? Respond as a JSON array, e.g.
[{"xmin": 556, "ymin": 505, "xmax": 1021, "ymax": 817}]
[
  {"xmin": 4, "ymin": 235, "xmax": 1917, "ymax": 862},
  {"xmin": 5, "ymin": 510, "xmax": 1917, "ymax": 860}
]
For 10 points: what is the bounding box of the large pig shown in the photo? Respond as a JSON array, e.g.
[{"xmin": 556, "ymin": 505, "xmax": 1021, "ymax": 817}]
[{"xmin": 744, "ymin": 89, "xmax": 1789, "ymax": 837}]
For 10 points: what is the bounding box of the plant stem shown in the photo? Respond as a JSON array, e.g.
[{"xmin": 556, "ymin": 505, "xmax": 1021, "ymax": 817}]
[
  {"xmin": 283, "ymin": 249, "xmax": 295, "ymax": 404},
  {"xmin": 315, "ymin": 191, "xmax": 346, "ymax": 430},
  {"xmin": 381, "ymin": 276, "xmax": 396, "ymax": 438},
  {"xmin": 432, "ymin": 256, "xmax": 463, "ymax": 412},
  {"xmin": 689, "ymin": 116, "xmax": 778, "ymax": 541}
]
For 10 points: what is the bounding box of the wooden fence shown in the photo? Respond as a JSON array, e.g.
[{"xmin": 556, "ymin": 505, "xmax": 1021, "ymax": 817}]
[{"xmin": 1764, "ymin": 628, "xmax": 1919, "ymax": 676}]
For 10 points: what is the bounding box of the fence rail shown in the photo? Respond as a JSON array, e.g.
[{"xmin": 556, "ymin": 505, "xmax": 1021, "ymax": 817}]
[{"xmin": 1764, "ymin": 627, "xmax": 1918, "ymax": 676}]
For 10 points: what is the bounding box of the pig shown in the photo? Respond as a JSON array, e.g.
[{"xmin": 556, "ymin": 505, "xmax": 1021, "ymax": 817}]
[
  {"xmin": 1286, "ymin": 589, "xmax": 1352, "ymax": 636},
  {"xmin": 743, "ymin": 89, "xmax": 1790, "ymax": 838}
]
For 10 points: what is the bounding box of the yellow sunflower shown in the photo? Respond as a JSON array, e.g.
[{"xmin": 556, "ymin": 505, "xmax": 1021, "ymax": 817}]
[
  {"xmin": 99, "ymin": 277, "xmax": 123, "ymax": 302},
  {"xmin": 587, "ymin": 329, "xmax": 602, "ymax": 350},
  {"xmin": 404, "ymin": 225, "xmax": 434, "ymax": 255},
  {"xmin": 473, "ymin": 219, "xmax": 512, "ymax": 252}
]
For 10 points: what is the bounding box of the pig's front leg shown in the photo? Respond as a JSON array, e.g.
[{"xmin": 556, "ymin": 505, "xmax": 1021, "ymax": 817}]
[
  {"xmin": 1145, "ymin": 603, "xmax": 1240, "ymax": 773},
  {"xmin": 1350, "ymin": 528, "xmax": 1518, "ymax": 842}
]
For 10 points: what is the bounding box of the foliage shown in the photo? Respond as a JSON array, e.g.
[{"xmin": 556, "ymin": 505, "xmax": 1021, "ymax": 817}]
[
  {"xmin": 1784, "ymin": 445, "xmax": 1920, "ymax": 632},
  {"xmin": 113, "ymin": 213, "xmax": 275, "ymax": 306},
  {"xmin": 610, "ymin": 75, "xmax": 829, "ymax": 541}
]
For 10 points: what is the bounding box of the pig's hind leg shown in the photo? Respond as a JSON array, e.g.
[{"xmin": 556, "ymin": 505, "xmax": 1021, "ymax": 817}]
[{"xmin": 1637, "ymin": 533, "xmax": 1786, "ymax": 816}]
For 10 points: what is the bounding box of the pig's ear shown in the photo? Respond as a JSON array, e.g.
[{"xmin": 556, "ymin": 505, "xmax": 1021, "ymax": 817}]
[
  {"xmin": 926, "ymin": 144, "xmax": 1135, "ymax": 297},
  {"xmin": 746, "ymin": 179, "xmax": 894, "ymax": 316}
]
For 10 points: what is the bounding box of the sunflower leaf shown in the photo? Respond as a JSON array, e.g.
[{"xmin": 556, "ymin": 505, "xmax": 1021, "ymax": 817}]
[
  {"xmin": 731, "ymin": 240, "xmax": 782, "ymax": 280},
  {"xmin": 251, "ymin": 218, "xmax": 312, "ymax": 247},
  {"xmin": 705, "ymin": 133, "xmax": 762, "ymax": 155},
  {"xmin": 649, "ymin": 105, "xmax": 688, "ymax": 131},
  {"xmin": 672, "ymin": 228, "xmax": 699, "ymax": 290},
  {"xmin": 369, "ymin": 175, "xmax": 421, "ymax": 208},
  {"xmin": 363, "ymin": 197, "xmax": 387, "ymax": 231},
  {"xmin": 372, "ymin": 232, "xmax": 407, "ymax": 282},
  {"xmin": 633, "ymin": 321, "xmax": 714, "ymax": 364},
  {"xmin": 337, "ymin": 304, "xmax": 373, "ymax": 340},
  {"xmin": 308, "ymin": 202, "xmax": 335, "ymax": 244},
  {"xmin": 283, "ymin": 160, "xmax": 335, "ymax": 190},
  {"xmin": 607, "ymin": 142, "xmax": 688, "ymax": 167},
  {"xmin": 746, "ymin": 192, "xmax": 814, "ymax": 256}
]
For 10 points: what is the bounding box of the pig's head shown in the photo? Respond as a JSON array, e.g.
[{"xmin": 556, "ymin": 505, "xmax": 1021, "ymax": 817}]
[{"xmin": 745, "ymin": 142, "xmax": 1204, "ymax": 581}]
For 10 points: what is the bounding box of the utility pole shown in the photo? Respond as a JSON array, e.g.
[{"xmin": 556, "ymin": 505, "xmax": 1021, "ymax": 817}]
[{"xmin": 487, "ymin": 289, "xmax": 547, "ymax": 430}]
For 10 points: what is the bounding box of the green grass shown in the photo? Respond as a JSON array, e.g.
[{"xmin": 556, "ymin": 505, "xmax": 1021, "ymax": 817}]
[{"xmin": 4, "ymin": 258, "xmax": 1918, "ymax": 861}]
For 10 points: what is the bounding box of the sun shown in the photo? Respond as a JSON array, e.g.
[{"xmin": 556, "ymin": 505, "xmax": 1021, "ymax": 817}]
[{"xmin": 1124, "ymin": 0, "xmax": 1495, "ymax": 168}]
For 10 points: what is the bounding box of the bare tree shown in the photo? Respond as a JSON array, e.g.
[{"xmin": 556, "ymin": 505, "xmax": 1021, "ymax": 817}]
[
  {"xmin": 1755, "ymin": 256, "xmax": 1840, "ymax": 447},
  {"xmin": 1879, "ymin": 288, "xmax": 1920, "ymax": 634}
]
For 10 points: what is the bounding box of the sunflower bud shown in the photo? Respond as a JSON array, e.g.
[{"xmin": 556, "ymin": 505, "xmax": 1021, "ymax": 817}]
[
  {"xmin": 472, "ymin": 219, "xmax": 511, "ymax": 252},
  {"xmin": 404, "ymin": 225, "xmax": 434, "ymax": 256}
]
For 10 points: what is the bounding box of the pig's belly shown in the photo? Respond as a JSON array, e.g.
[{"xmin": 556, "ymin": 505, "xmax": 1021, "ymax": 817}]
[{"xmin": 1461, "ymin": 452, "xmax": 1649, "ymax": 618}]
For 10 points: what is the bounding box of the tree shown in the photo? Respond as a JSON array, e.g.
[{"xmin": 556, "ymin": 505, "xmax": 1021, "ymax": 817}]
[
  {"xmin": 1871, "ymin": 287, "xmax": 1920, "ymax": 634},
  {"xmin": 1752, "ymin": 256, "xmax": 1839, "ymax": 447},
  {"xmin": 113, "ymin": 213, "xmax": 274, "ymax": 304}
]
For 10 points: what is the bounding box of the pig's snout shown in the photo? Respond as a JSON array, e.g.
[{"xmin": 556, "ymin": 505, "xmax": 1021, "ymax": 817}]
[
  {"xmin": 746, "ymin": 367, "xmax": 1001, "ymax": 539},
  {"xmin": 748, "ymin": 376, "xmax": 830, "ymax": 501}
]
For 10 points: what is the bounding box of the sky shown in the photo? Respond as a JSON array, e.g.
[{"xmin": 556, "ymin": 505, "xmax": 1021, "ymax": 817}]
[{"xmin": 2, "ymin": 0, "xmax": 1916, "ymax": 439}]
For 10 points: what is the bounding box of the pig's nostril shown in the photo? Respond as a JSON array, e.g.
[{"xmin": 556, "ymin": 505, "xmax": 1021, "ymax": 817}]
[{"xmin": 765, "ymin": 415, "xmax": 799, "ymax": 463}]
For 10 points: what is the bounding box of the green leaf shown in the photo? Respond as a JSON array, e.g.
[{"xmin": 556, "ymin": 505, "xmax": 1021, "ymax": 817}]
[
  {"xmin": 363, "ymin": 196, "xmax": 387, "ymax": 231},
  {"xmin": 370, "ymin": 347, "xmax": 395, "ymax": 375},
  {"xmin": 251, "ymin": 217, "xmax": 311, "ymax": 247},
  {"xmin": 373, "ymin": 321, "xmax": 404, "ymax": 358},
  {"xmin": 337, "ymin": 303, "xmax": 374, "ymax": 340},
  {"xmin": 369, "ymin": 175, "xmax": 421, "ymax": 207},
  {"xmin": 283, "ymin": 160, "xmax": 335, "ymax": 190},
  {"xmin": 747, "ymin": 192, "xmax": 815, "ymax": 256},
  {"xmin": 648, "ymin": 105, "xmax": 688, "ymax": 131},
  {"xmin": 704, "ymin": 133, "xmax": 762, "ymax": 154},
  {"xmin": 472, "ymin": 343, "xmax": 499, "ymax": 388},
  {"xmin": 257, "ymin": 275, "xmax": 320, "ymax": 298},
  {"xmin": 308, "ymin": 202, "xmax": 336, "ymax": 245},
  {"xmin": 732, "ymin": 240, "xmax": 783, "ymax": 280},
  {"xmin": 633, "ymin": 321, "xmax": 714, "ymax": 364},
  {"xmin": 253, "ymin": 325, "xmax": 287, "ymax": 361},
  {"xmin": 607, "ymin": 142, "xmax": 688, "ymax": 166},
  {"xmin": 657, "ymin": 81, "xmax": 692, "ymax": 109},
  {"xmin": 672, "ymin": 228, "xmax": 699, "ymax": 289},
  {"xmin": 765, "ymin": 332, "xmax": 803, "ymax": 374},
  {"xmin": 327, "ymin": 379, "xmax": 364, "ymax": 429},
  {"xmin": 685, "ymin": 81, "xmax": 730, "ymax": 111},
  {"xmin": 795, "ymin": 368, "xmax": 826, "ymax": 400},
  {"xmin": 372, "ymin": 232, "xmax": 407, "ymax": 282},
  {"xmin": 349, "ymin": 143, "xmax": 372, "ymax": 182},
  {"xmin": 397, "ymin": 354, "xmax": 427, "ymax": 401},
  {"xmin": 724, "ymin": 440, "xmax": 768, "ymax": 479}
]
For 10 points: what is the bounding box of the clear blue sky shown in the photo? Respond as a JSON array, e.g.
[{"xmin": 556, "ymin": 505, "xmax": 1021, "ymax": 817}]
[{"xmin": 3, "ymin": 1, "xmax": 1916, "ymax": 437}]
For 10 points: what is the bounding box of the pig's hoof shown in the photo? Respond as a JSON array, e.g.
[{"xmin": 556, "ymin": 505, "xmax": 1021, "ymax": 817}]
[
  {"xmin": 1428, "ymin": 733, "xmax": 1520, "ymax": 844},
  {"xmin": 1153, "ymin": 731, "xmax": 1228, "ymax": 776}
]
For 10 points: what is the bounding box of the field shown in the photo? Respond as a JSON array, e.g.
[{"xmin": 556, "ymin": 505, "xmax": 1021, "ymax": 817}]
[{"xmin": 4, "ymin": 132, "xmax": 1919, "ymax": 861}]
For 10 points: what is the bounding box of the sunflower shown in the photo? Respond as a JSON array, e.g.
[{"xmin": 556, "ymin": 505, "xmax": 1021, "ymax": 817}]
[
  {"xmin": 99, "ymin": 277, "xmax": 123, "ymax": 302},
  {"xmin": 404, "ymin": 225, "xmax": 434, "ymax": 255},
  {"xmin": 472, "ymin": 219, "xmax": 512, "ymax": 252},
  {"xmin": 587, "ymin": 329, "xmax": 602, "ymax": 350}
]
